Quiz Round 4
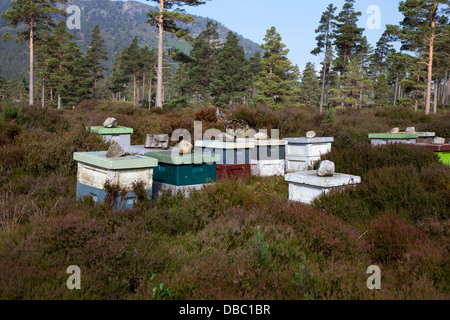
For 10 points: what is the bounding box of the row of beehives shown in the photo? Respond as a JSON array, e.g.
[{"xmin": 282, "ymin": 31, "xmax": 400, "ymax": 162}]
[
  {"xmin": 75, "ymin": 124, "xmax": 364, "ymax": 208},
  {"xmin": 368, "ymin": 128, "xmax": 450, "ymax": 166}
]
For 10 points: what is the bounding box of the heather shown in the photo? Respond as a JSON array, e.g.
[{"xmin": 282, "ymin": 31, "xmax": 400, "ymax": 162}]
[{"xmin": 0, "ymin": 102, "xmax": 449, "ymax": 299}]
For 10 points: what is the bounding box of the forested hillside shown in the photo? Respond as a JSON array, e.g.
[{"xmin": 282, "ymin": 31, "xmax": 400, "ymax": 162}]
[{"xmin": 0, "ymin": 0, "xmax": 261, "ymax": 78}]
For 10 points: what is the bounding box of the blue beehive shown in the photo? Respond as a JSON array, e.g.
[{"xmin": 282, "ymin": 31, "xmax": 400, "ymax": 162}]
[
  {"xmin": 74, "ymin": 151, "xmax": 158, "ymax": 209},
  {"xmin": 195, "ymin": 140, "xmax": 255, "ymax": 165}
]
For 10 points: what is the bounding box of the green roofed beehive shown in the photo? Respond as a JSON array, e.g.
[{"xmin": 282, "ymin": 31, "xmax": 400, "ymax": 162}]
[
  {"xmin": 74, "ymin": 151, "xmax": 158, "ymax": 208},
  {"xmin": 89, "ymin": 126, "xmax": 134, "ymax": 147},
  {"xmin": 369, "ymin": 133, "xmax": 418, "ymax": 146},
  {"xmin": 144, "ymin": 151, "xmax": 220, "ymax": 186}
]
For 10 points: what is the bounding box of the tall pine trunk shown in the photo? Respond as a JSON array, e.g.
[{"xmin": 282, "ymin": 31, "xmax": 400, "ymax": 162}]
[
  {"xmin": 319, "ymin": 30, "xmax": 329, "ymax": 114},
  {"xmin": 29, "ymin": 19, "xmax": 34, "ymax": 107},
  {"xmin": 434, "ymin": 77, "xmax": 438, "ymax": 114},
  {"xmin": 142, "ymin": 72, "xmax": 146, "ymax": 108},
  {"xmin": 155, "ymin": 0, "xmax": 164, "ymax": 109},
  {"xmin": 447, "ymin": 74, "xmax": 450, "ymax": 105},
  {"xmin": 94, "ymin": 74, "xmax": 97, "ymax": 100},
  {"xmin": 441, "ymin": 70, "xmax": 448, "ymax": 105},
  {"xmin": 394, "ymin": 74, "xmax": 399, "ymax": 106},
  {"xmin": 41, "ymin": 80, "xmax": 45, "ymax": 109},
  {"xmin": 148, "ymin": 75, "xmax": 152, "ymax": 110},
  {"xmin": 425, "ymin": 2, "xmax": 437, "ymax": 115},
  {"xmin": 137, "ymin": 79, "xmax": 140, "ymax": 107},
  {"xmin": 133, "ymin": 73, "xmax": 136, "ymax": 107}
]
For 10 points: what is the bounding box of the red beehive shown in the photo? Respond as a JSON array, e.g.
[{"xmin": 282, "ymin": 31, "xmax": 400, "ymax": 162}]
[{"xmin": 216, "ymin": 164, "xmax": 251, "ymax": 180}]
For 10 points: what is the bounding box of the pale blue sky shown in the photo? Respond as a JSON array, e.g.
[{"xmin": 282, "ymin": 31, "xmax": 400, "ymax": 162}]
[{"xmin": 135, "ymin": 0, "xmax": 405, "ymax": 72}]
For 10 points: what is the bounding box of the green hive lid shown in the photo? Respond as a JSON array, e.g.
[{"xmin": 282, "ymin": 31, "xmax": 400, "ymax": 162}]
[
  {"xmin": 368, "ymin": 133, "xmax": 418, "ymax": 139},
  {"xmin": 74, "ymin": 151, "xmax": 157, "ymax": 169},
  {"xmin": 144, "ymin": 151, "xmax": 220, "ymax": 165},
  {"xmin": 89, "ymin": 126, "xmax": 134, "ymax": 135}
]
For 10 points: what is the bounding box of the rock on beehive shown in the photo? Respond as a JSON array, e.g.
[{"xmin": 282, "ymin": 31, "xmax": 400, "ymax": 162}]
[
  {"xmin": 106, "ymin": 140, "xmax": 126, "ymax": 158},
  {"xmin": 317, "ymin": 160, "xmax": 335, "ymax": 177},
  {"xmin": 145, "ymin": 134, "xmax": 169, "ymax": 149},
  {"xmin": 389, "ymin": 127, "xmax": 400, "ymax": 134},
  {"xmin": 103, "ymin": 117, "xmax": 117, "ymax": 128},
  {"xmin": 405, "ymin": 127, "xmax": 416, "ymax": 133},
  {"xmin": 433, "ymin": 137, "xmax": 446, "ymax": 145},
  {"xmin": 177, "ymin": 140, "xmax": 193, "ymax": 155},
  {"xmin": 306, "ymin": 131, "xmax": 316, "ymax": 139}
]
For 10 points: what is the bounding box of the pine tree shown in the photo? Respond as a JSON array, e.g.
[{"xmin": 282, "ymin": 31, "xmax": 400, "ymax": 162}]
[
  {"xmin": 139, "ymin": 46, "xmax": 157, "ymax": 109},
  {"xmin": 374, "ymin": 73, "xmax": 390, "ymax": 107},
  {"xmin": 311, "ymin": 3, "xmax": 337, "ymax": 113},
  {"xmin": 35, "ymin": 28, "xmax": 55, "ymax": 108},
  {"xmin": 333, "ymin": 0, "xmax": 365, "ymax": 76},
  {"xmin": 108, "ymin": 51, "xmax": 129, "ymax": 101},
  {"xmin": 329, "ymin": 58, "xmax": 371, "ymax": 109},
  {"xmin": 121, "ymin": 37, "xmax": 144, "ymax": 107},
  {"xmin": 433, "ymin": 21, "xmax": 449, "ymax": 107},
  {"xmin": 185, "ymin": 20, "xmax": 221, "ymax": 102},
  {"xmin": 389, "ymin": 0, "xmax": 448, "ymax": 114},
  {"xmin": 400, "ymin": 54, "xmax": 428, "ymax": 110},
  {"xmin": 386, "ymin": 52, "xmax": 410, "ymax": 106},
  {"xmin": 354, "ymin": 36, "xmax": 373, "ymax": 108},
  {"xmin": 69, "ymin": 50, "xmax": 91, "ymax": 106},
  {"xmin": 85, "ymin": 25, "xmax": 108, "ymax": 100},
  {"xmin": 1, "ymin": 0, "xmax": 67, "ymax": 107},
  {"xmin": 0, "ymin": 64, "xmax": 7, "ymax": 101},
  {"xmin": 249, "ymin": 51, "xmax": 262, "ymax": 99},
  {"xmin": 370, "ymin": 31, "xmax": 396, "ymax": 77},
  {"xmin": 299, "ymin": 62, "xmax": 321, "ymax": 107},
  {"xmin": 46, "ymin": 21, "xmax": 82, "ymax": 109},
  {"xmin": 254, "ymin": 27, "xmax": 299, "ymax": 105},
  {"xmin": 211, "ymin": 31, "xmax": 251, "ymax": 107},
  {"xmin": 146, "ymin": 0, "xmax": 208, "ymax": 108},
  {"xmin": 171, "ymin": 62, "xmax": 191, "ymax": 104}
]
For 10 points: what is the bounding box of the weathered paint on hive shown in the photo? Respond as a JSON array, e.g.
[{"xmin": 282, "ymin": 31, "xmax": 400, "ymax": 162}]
[
  {"xmin": 73, "ymin": 151, "xmax": 158, "ymax": 170},
  {"xmin": 77, "ymin": 162, "xmax": 154, "ymax": 190},
  {"xmin": 285, "ymin": 170, "xmax": 361, "ymax": 204},
  {"xmin": 250, "ymin": 159, "xmax": 285, "ymax": 177}
]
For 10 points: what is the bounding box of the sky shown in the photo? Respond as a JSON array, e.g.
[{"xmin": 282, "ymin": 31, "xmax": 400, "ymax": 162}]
[{"xmin": 135, "ymin": 0, "xmax": 405, "ymax": 72}]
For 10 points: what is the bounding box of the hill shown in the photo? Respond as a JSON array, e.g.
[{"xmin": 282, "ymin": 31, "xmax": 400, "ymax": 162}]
[{"xmin": 0, "ymin": 0, "xmax": 262, "ymax": 79}]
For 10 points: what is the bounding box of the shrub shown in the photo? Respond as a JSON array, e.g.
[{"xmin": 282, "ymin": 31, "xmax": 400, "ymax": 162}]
[
  {"xmin": 368, "ymin": 214, "xmax": 427, "ymax": 263},
  {"xmin": 21, "ymin": 106, "xmax": 70, "ymax": 133},
  {"xmin": 325, "ymin": 107, "xmax": 336, "ymax": 123},
  {"xmin": 314, "ymin": 165, "xmax": 450, "ymax": 223},
  {"xmin": 0, "ymin": 144, "xmax": 25, "ymax": 184},
  {"xmin": 0, "ymin": 121, "xmax": 22, "ymax": 146},
  {"xmin": 232, "ymin": 105, "xmax": 282, "ymax": 131},
  {"xmin": 194, "ymin": 106, "xmax": 217, "ymax": 123},
  {"xmin": 319, "ymin": 143, "xmax": 441, "ymax": 178},
  {"xmin": 102, "ymin": 180, "xmax": 130, "ymax": 212},
  {"xmin": 0, "ymin": 191, "xmax": 42, "ymax": 231},
  {"xmin": 420, "ymin": 113, "xmax": 450, "ymax": 138},
  {"xmin": 249, "ymin": 226, "xmax": 269, "ymax": 269},
  {"xmin": 15, "ymin": 124, "xmax": 108, "ymax": 177},
  {"xmin": 374, "ymin": 106, "xmax": 431, "ymax": 127},
  {"xmin": 1, "ymin": 102, "xmax": 27, "ymax": 124}
]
